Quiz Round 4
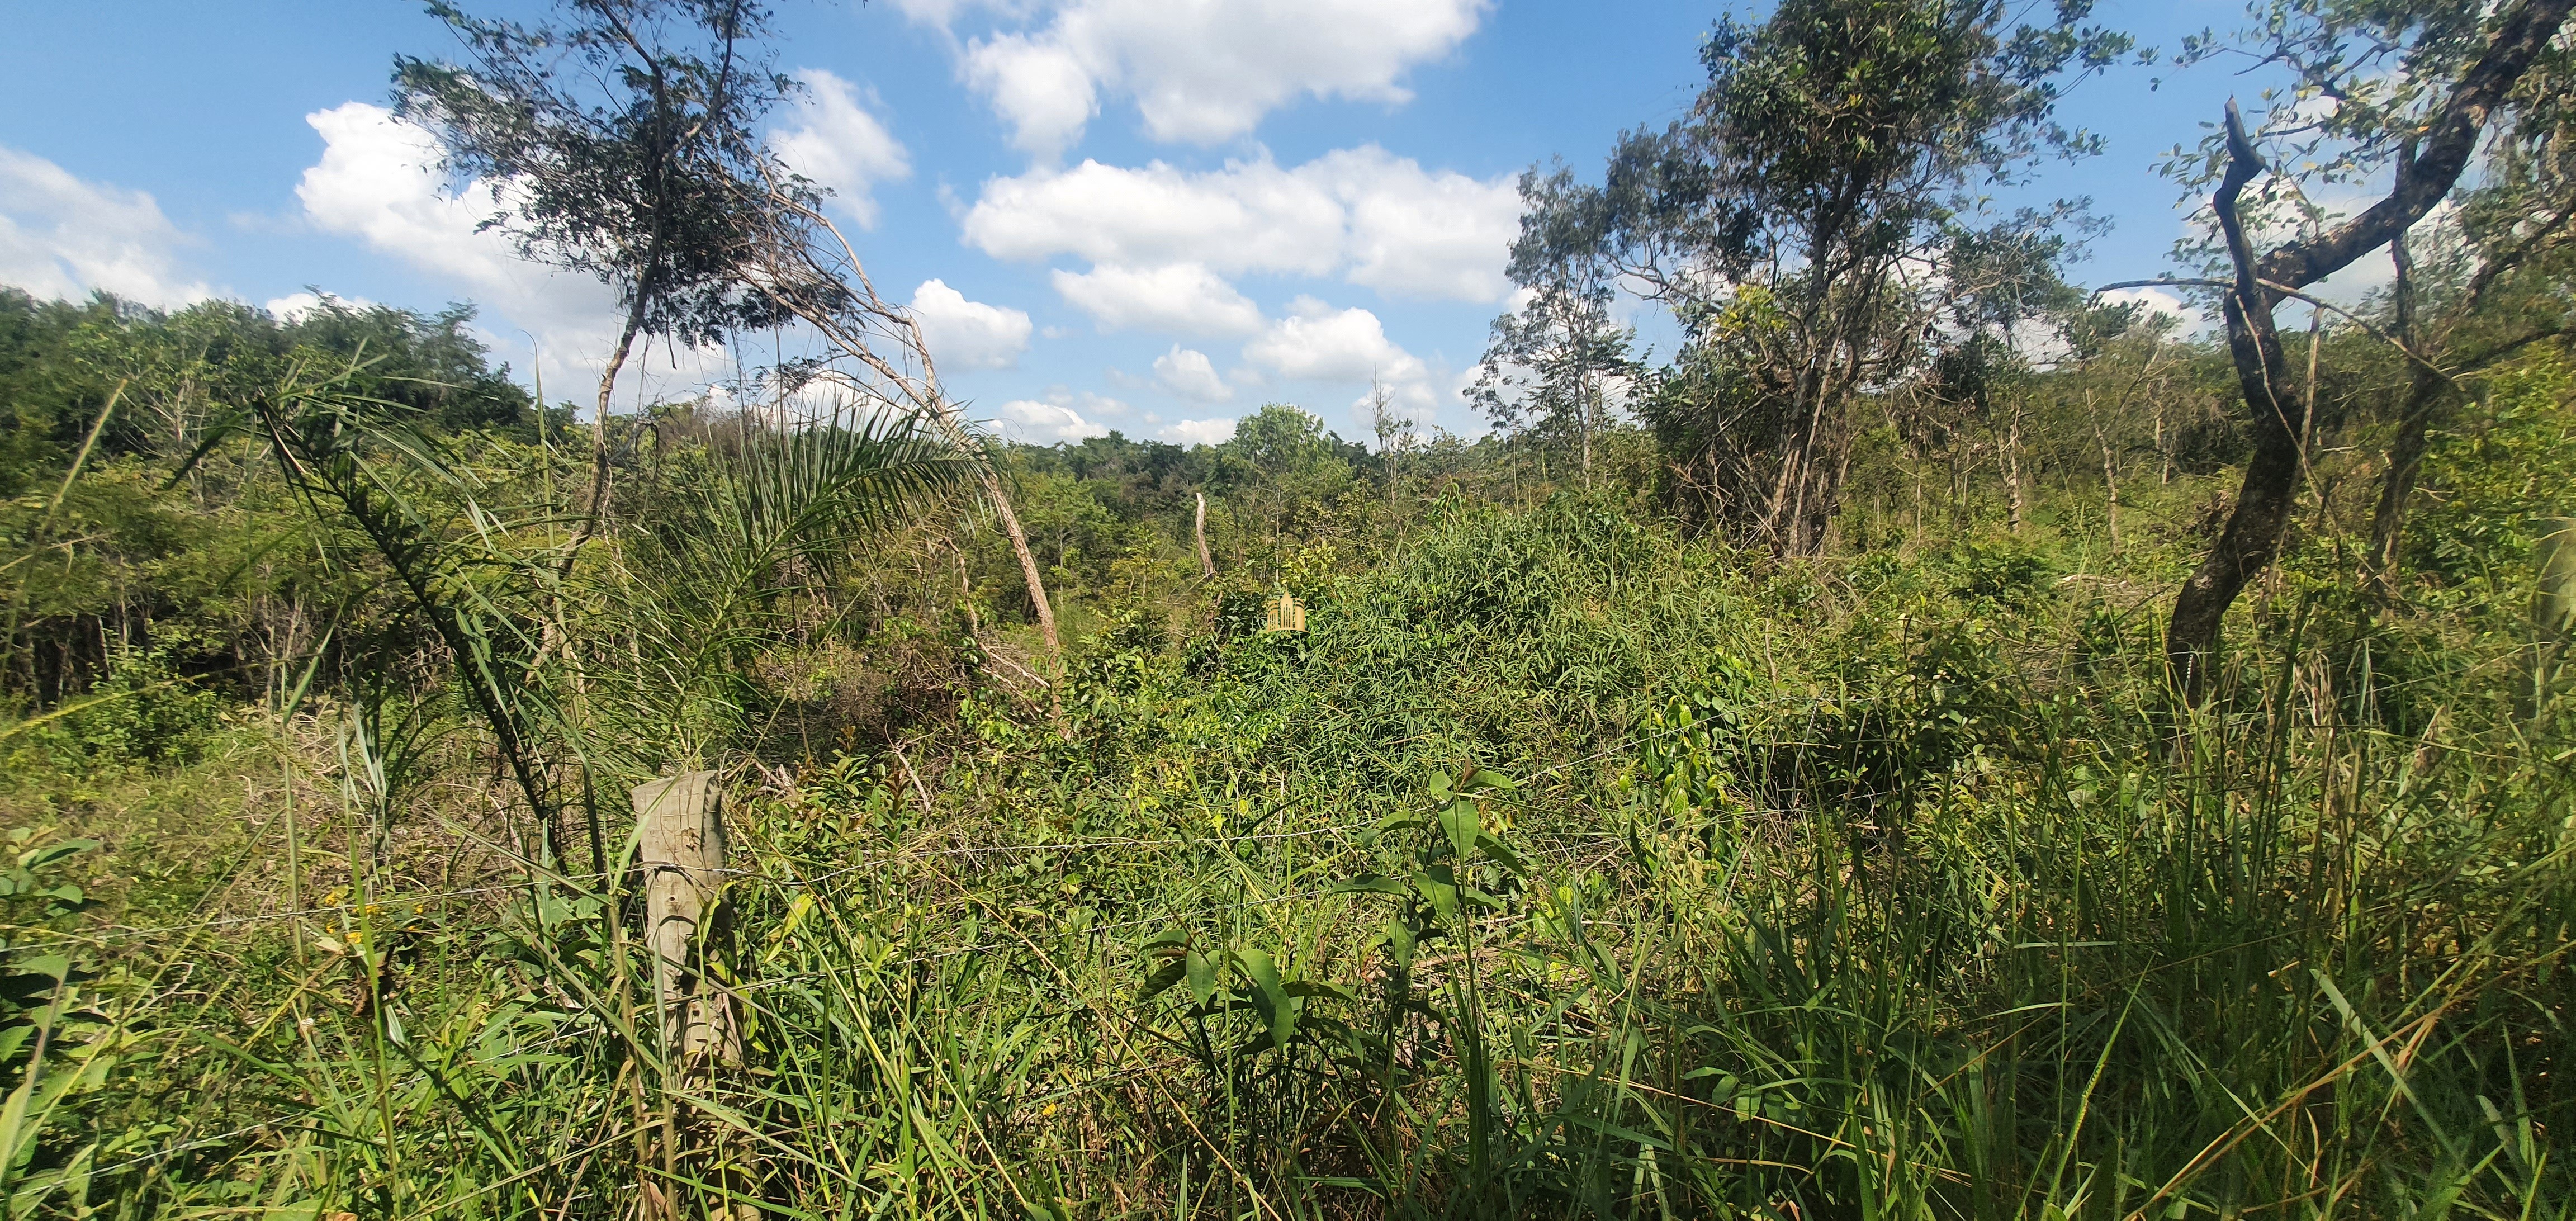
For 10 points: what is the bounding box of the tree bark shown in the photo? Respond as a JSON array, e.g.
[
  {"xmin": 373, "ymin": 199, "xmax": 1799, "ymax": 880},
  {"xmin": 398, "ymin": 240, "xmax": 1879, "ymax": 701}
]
[
  {"xmin": 977, "ymin": 464, "xmax": 1060, "ymax": 657},
  {"xmin": 2001, "ymin": 400, "xmax": 2027, "ymax": 534},
  {"xmin": 2167, "ymin": 107, "xmax": 2324, "ymax": 698},
  {"xmin": 2365, "ymin": 225, "xmax": 2450, "ymax": 600},
  {"xmin": 2166, "ymin": 0, "xmax": 2570, "ymax": 698},
  {"xmin": 2092, "ymin": 394, "xmax": 2120, "ymax": 554},
  {"xmin": 2525, "ymin": 518, "xmax": 2576, "ymax": 720},
  {"xmin": 564, "ymin": 295, "xmax": 646, "ymax": 570}
]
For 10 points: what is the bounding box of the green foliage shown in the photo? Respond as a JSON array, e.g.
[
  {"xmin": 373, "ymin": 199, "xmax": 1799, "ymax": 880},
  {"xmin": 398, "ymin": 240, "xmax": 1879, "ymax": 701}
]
[
  {"xmin": 11, "ymin": 649, "xmax": 224, "ymax": 774},
  {"xmin": 2410, "ymin": 354, "xmax": 2576, "ymax": 601},
  {"xmin": 393, "ymin": 1, "xmax": 805, "ymax": 349},
  {"xmin": 1, "ymin": 11, "xmax": 2571, "ymax": 1206}
]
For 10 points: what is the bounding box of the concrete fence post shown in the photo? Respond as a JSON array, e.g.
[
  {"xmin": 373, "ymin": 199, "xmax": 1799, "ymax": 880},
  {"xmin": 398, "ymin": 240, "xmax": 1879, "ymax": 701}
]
[{"xmin": 632, "ymin": 770, "xmax": 740, "ymax": 1065}]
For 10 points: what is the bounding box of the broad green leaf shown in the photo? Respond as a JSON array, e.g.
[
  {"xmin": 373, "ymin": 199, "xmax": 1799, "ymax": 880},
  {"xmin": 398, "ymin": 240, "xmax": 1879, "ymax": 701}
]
[
  {"xmin": 19, "ymin": 841, "xmax": 97, "ymax": 871},
  {"xmin": 1186, "ymin": 949, "xmax": 1216, "ymax": 1008},
  {"xmin": 1330, "ymin": 875, "xmax": 1413, "ymax": 898},
  {"xmin": 1137, "ymin": 956, "xmax": 1188, "ymax": 1001},
  {"xmin": 1237, "ymin": 948, "xmax": 1294, "ymax": 1049},
  {"xmin": 1413, "ymin": 868, "xmax": 1460, "ymax": 922},
  {"xmin": 1385, "ymin": 918, "xmax": 1417, "ymax": 969},
  {"xmin": 1462, "ymin": 769, "xmax": 1517, "ymax": 793},
  {"xmin": 1439, "ymin": 801, "xmax": 1480, "ymax": 862},
  {"xmin": 1474, "ymin": 832, "xmax": 1527, "ymax": 875}
]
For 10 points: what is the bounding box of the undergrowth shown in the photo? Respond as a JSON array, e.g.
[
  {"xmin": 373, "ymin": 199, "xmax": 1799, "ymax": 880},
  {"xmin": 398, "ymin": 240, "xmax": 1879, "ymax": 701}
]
[{"xmin": 6, "ymin": 493, "xmax": 2570, "ymax": 1219}]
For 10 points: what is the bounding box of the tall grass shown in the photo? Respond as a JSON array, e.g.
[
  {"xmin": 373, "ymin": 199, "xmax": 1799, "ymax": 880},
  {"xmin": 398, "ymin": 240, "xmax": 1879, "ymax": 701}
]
[{"xmin": 7, "ymin": 484, "xmax": 2570, "ymax": 1219}]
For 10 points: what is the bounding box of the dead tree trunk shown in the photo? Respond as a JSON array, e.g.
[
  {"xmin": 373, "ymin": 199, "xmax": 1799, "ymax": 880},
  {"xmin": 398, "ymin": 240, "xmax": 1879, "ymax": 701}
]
[
  {"xmin": 2001, "ymin": 400, "xmax": 2027, "ymax": 534},
  {"xmin": 2093, "ymin": 396, "xmax": 2120, "ymax": 554},
  {"xmin": 2364, "ymin": 243, "xmax": 2452, "ymax": 601},
  {"xmin": 633, "ymin": 771, "xmax": 756, "ymax": 1219}
]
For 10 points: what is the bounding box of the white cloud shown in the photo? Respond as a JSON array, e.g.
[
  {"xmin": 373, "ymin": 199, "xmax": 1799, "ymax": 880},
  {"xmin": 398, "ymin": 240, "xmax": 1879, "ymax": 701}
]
[
  {"xmin": 770, "ymin": 68, "xmax": 911, "ymax": 228},
  {"xmin": 1052, "ymin": 262, "xmax": 1263, "ymax": 335},
  {"xmin": 1161, "ymin": 417, "xmax": 1237, "ymax": 445},
  {"xmin": 998, "ymin": 399, "xmax": 1104, "ymax": 442},
  {"xmin": 964, "ymin": 35, "xmax": 1100, "ymax": 158},
  {"xmin": 1152, "ymin": 344, "xmax": 1232, "ymax": 402},
  {"xmin": 996, "ymin": 390, "xmax": 1120, "ymax": 443},
  {"xmin": 1240, "ymin": 297, "xmax": 1447, "ymax": 425},
  {"xmin": 0, "ymin": 145, "xmax": 212, "ymax": 308},
  {"xmin": 907, "ymin": 278, "xmax": 1031, "ymax": 370},
  {"xmin": 263, "ymin": 290, "xmax": 377, "ymax": 321},
  {"xmin": 1330, "ymin": 149, "xmax": 1526, "ymax": 301},
  {"xmin": 2097, "ymin": 285, "xmax": 2194, "ymax": 326},
  {"xmin": 931, "ymin": 0, "xmax": 1488, "ymax": 154},
  {"xmin": 1243, "ymin": 297, "xmax": 1427, "ymax": 384},
  {"xmin": 964, "ymin": 146, "xmax": 1519, "ymax": 304}
]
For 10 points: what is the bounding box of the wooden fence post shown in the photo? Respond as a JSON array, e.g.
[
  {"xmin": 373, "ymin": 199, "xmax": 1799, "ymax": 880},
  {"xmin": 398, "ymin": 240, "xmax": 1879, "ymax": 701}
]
[
  {"xmin": 2527, "ymin": 517, "xmax": 2576, "ymax": 721},
  {"xmin": 632, "ymin": 771, "xmax": 740, "ymax": 1065}
]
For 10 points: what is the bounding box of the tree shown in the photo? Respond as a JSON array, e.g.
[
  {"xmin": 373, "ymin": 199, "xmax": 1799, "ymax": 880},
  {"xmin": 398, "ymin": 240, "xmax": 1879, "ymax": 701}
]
[
  {"xmin": 395, "ymin": 0, "xmax": 800, "ymax": 564},
  {"xmin": 2154, "ymin": 0, "xmax": 2574, "ymax": 696},
  {"xmin": 1925, "ymin": 212, "xmax": 2092, "ymax": 533},
  {"xmin": 1367, "ymin": 380, "xmax": 1416, "ymax": 509},
  {"xmin": 1474, "ymin": 166, "xmax": 1637, "ymax": 488},
  {"xmin": 2364, "ymin": 70, "xmax": 2576, "ymax": 599},
  {"xmin": 1540, "ymin": 0, "xmax": 2130, "ymax": 551}
]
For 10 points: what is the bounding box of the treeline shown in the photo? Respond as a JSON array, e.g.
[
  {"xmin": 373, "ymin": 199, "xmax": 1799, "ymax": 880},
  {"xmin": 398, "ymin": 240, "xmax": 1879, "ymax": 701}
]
[
  {"xmin": 0, "ymin": 289, "xmax": 560, "ymax": 709},
  {"xmin": 6, "ymin": 268, "xmax": 2570, "ymax": 757}
]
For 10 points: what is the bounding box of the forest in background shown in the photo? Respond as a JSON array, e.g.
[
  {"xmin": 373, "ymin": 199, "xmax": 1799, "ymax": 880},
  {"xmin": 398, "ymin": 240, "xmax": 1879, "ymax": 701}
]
[{"xmin": 2, "ymin": 0, "xmax": 2574, "ymax": 1217}]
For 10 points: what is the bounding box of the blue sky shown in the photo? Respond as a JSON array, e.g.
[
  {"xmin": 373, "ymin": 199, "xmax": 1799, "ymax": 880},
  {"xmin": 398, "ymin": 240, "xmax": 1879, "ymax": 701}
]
[{"xmin": 0, "ymin": 0, "xmax": 2262, "ymax": 447}]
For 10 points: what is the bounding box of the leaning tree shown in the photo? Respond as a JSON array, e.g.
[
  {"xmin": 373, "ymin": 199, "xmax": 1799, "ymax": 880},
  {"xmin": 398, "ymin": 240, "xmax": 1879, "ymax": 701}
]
[
  {"xmin": 400, "ymin": 0, "xmax": 1069, "ymax": 662},
  {"xmin": 2147, "ymin": 0, "xmax": 2574, "ymax": 697},
  {"xmin": 395, "ymin": 0, "xmax": 802, "ymax": 563}
]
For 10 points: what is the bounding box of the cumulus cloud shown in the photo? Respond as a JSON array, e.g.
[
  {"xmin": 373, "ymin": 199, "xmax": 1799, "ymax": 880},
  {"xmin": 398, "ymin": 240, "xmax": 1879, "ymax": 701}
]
[
  {"xmin": 1152, "ymin": 344, "xmax": 1231, "ymax": 402},
  {"xmin": 1161, "ymin": 417, "xmax": 1237, "ymax": 445},
  {"xmin": 995, "ymin": 387, "xmax": 1125, "ymax": 443},
  {"xmin": 929, "ymin": 0, "xmax": 1487, "ymax": 155},
  {"xmin": 964, "ymin": 35, "xmax": 1100, "ymax": 159},
  {"xmin": 1239, "ymin": 297, "xmax": 1446, "ymax": 419},
  {"xmin": 998, "ymin": 399, "xmax": 1107, "ymax": 443},
  {"xmin": 1243, "ymin": 297, "xmax": 1427, "ymax": 384},
  {"xmin": 0, "ymin": 145, "xmax": 212, "ymax": 308},
  {"xmin": 907, "ymin": 278, "xmax": 1031, "ymax": 370},
  {"xmin": 1052, "ymin": 262, "xmax": 1263, "ymax": 336},
  {"xmin": 769, "ymin": 69, "xmax": 911, "ymax": 228},
  {"xmin": 964, "ymin": 146, "xmax": 1518, "ymax": 303}
]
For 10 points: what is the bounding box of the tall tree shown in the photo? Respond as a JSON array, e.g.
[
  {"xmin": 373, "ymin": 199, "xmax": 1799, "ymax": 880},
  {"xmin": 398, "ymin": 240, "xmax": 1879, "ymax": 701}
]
[
  {"xmin": 395, "ymin": 0, "xmax": 799, "ymax": 564},
  {"xmin": 1474, "ymin": 167, "xmax": 1637, "ymax": 488},
  {"xmin": 1366, "ymin": 380, "xmax": 1414, "ymax": 507},
  {"xmin": 1540, "ymin": 0, "xmax": 2130, "ymax": 552},
  {"xmin": 2157, "ymin": 0, "xmax": 2574, "ymax": 696}
]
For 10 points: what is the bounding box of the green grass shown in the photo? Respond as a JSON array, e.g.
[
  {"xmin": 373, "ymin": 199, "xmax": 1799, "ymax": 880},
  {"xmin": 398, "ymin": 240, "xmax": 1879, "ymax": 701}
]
[{"xmin": 7, "ymin": 489, "xmax": 2571, "ymax": 1219}]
